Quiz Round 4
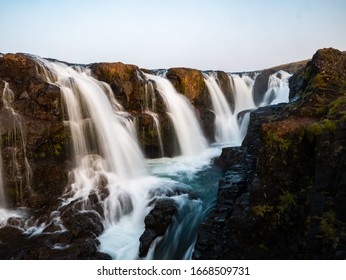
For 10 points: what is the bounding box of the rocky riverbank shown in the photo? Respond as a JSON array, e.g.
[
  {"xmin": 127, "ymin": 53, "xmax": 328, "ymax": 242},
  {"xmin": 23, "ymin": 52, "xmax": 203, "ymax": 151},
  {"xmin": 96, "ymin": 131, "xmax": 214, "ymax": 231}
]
[{"xmin": 193, "ymin": 48, "xmax": 346, "ymax": 259}]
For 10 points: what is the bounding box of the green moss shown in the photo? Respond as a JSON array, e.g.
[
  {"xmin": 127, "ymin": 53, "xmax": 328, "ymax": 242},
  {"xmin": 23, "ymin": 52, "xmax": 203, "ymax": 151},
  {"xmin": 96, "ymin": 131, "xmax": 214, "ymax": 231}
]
[
  {"xmin": 34, "ymin": 126, "xmax": 70, "ymax": 159},
  {"xmin": 306, "ymin": 123, "xmax": 323, "ymax": 136},
  {"xmin": 320, "ymin": 210, "xmax": 339, "ymax": 249},
  {"xmin": 278, "ymin": 191, "xmax": 296, "ymax": 214},
  {"xmin": 303, "ymin": 65, "xmax": 312, "ymax": 82},
  {"xmin": 264, "ymin": 129, "xmax": 291, "ymax": 152},
  {"xmin": 252, "ymin": 204, "xmax": 273, "ymax": 217},
  {"xmin": 305, "ymin": 119, "xmax": 336, "ymax": 141},
  {"xmin": 310, "ymin": 74, "xmax": 328, "ymax": 89},
  {"xmin": 53, "ymin": 144, "xmax": 62, "ymax": 156},
  {"xmin": 328, "ymin": 98, "xmax": 346, "ymax": 117}
]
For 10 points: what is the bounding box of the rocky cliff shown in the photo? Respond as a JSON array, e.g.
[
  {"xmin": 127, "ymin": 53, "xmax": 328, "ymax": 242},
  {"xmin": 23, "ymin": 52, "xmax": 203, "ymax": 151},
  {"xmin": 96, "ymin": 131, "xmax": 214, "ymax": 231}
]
[{"xmin": 193, "ymin": 48, "xmax": 346, "ymax": 259}]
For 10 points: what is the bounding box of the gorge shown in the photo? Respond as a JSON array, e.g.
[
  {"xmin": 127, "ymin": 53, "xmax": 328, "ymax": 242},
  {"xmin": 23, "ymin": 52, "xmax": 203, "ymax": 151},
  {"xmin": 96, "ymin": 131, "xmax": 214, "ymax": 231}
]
[{"xmin": 0, "ymin": 48, "xmax": 345, "ymax": 259}]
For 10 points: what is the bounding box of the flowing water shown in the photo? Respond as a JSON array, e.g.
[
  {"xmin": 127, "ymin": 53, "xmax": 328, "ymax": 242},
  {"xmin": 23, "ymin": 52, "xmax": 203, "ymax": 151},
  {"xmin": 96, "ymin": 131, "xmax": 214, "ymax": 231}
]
[
  {"xmin": 204, "ymin": 73, "xmax": 239, "ymax": 145},
  {"xmin": 0, "ymin": 56, "xmax": 291, "ymax": 259},
  {"xmin": 204, "ymin": 72, "xmax": 257, "ymax": 146},
  {"xmin": 260, "ymin": 70, "xmax": 292, "ymax": 106},
  {"xmin": 144, "ymin": 73, "xmax": 208, "ymax": 157},
  {"xmin": 0, "ymin": 81, "xmax": 32, "ymax": 224}
]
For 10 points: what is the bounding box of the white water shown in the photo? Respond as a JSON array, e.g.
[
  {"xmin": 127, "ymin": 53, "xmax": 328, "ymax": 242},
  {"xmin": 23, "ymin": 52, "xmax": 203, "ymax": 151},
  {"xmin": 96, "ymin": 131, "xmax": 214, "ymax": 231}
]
[
  {"xmin": 144, "ymin": 73, "xmax": 208, "ymax": 157},
  {"xmin": 34, "ymin": 59, "xmax": 218, "ymax": 260},
  {"xmin": 1, "ymin": 54, "xmax": 292, "ymax": 259},
  {"xmin": 35, "ymin": 59, "xmax": 160, "ymax": 259},
  {"xmin": 260, "ymin": 70, "xmax": 292, "ymax": 106},
  {"xmin": 204, "ymin": 73, "xmax": 256, "ymax": 146},
  {"xmin": 204, "ymin": 73, "xmax": 241, "ymax": 145},
  {"xmin": 230, "ymin": 74, "xmax": 256, "ymax": 114}
]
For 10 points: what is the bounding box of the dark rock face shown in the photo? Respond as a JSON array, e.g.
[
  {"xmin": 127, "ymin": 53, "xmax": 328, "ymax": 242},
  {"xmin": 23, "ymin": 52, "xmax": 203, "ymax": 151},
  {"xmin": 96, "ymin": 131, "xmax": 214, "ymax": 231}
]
[
  {"xmin": 193, "ymin": 147, "xmax": 253, "ymax": 259},
  {"xmin": 0, "ymin": 225, "xmax": 111, "ymax": 260},
  {"xmin": 139, "ymin": 198, "xmax": 177, "ymax": 258},
  {"xmin": 0, "ymin": 54, "xmax": 71, "ymax": 208},
  {"xmin": 194, "ymin": 48, "xmax": 346, "ymax": 259}
]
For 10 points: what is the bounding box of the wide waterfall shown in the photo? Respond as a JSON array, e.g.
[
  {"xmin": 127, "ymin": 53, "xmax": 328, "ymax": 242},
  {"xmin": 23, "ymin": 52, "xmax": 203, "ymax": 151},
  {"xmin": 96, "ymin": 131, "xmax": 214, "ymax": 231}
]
[
  {"xmin": 144, "ymin": 73, "xmax": 208, "ymax": 157},
  {"xmin": 0, "ymin": 54, "xmax": 291, "ymax": 260}
]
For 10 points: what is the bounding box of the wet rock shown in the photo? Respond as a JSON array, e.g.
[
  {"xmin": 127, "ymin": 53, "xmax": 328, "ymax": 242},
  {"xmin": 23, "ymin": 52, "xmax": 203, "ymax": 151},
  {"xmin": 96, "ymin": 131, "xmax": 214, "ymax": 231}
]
[
  {"xmin": 139, "ymin": 198, "xmax": 177, "ymax": 258},
  {"xmin": 61, "ymin": 209, "xmax": 104, "ymax": 239},
  {"xmin": 0, "ymin": 54, "xmax": 71, "ymax": 208}
]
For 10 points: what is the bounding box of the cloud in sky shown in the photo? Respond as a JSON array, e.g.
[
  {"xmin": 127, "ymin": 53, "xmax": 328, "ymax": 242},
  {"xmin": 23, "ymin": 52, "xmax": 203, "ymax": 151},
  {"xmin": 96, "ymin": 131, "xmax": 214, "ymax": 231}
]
[{"xmin": 1, "ymin": 0, "xmax": 345, "ymax": 71}]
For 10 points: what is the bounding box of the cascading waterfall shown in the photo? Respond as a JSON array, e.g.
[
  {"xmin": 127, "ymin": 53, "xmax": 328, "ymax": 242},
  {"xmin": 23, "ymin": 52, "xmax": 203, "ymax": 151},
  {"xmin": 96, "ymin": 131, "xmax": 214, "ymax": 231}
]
[
  {"xmin": 230, "ymin": 74, "xmax": 256, "ymax": 114},
  {"xmin": 0, "ymin": 53, "xmax": 293, "ymax": 260},
  {"xmin": 204, "ymin": 73, "xmax": 241, "ymax": 145},
  {"xmin": 260, "ymin": 70, "xmax": 292, "ymax": 106},
  {"xmin": 229, "ymin": 74, "xmax": 257, "ymax": 143},
  {"xmin": 36, "ymin": 59, "xmax": 161, "ymax": 259},
  {"xmin": 144, "ymin": 73, "xmax": 208, "ymax": 157},
  {"xmin": 204, "ymin": 72, "xmax": 257, "ymax": 146}
]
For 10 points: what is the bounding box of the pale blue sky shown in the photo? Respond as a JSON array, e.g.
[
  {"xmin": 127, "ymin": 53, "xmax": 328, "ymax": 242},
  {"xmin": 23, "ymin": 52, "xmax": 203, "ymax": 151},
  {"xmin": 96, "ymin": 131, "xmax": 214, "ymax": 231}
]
[{"xmin": 1, "ymin": 0, "xmax": 345, "ymax": 71}]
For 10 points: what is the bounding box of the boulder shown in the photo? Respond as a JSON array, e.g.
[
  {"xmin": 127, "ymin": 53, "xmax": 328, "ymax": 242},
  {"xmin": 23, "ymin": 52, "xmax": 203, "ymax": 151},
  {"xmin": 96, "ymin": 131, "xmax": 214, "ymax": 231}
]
[{"xmin": 139, "ymin": 198, "xmax": 177, "ymax": 258}]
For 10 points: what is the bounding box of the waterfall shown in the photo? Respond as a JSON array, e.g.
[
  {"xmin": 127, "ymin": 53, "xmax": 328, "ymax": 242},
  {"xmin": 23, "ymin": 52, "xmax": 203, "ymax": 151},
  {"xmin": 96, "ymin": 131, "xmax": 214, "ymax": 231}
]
[
  {"xmin": 204, "ymin": 73, "xmax": 256, "ymax": 146},
  {"xmin": 36, "ymin": 60, "xmax": 158, "ymax": 252},
  {"xmin": 204, "ymin": 73, "xmax": 241, "ymax": 145},
  {"xmin": 0, "ymin": 81, "xmax": 32, "ymax": 205},
  {"xmin": 230, "ymin": 74, "xmax": 256, "ymax": 114},
  {"xmin": 144, "ymin": 111, "xmax": 164, "ymax": 157},
  {"xmin": 144, "ymin": 73, "xmax": 208, "ymax": 157},
  {"xmin": 142, "ymin": 80, "xmax": 164, "ymax": 157},
  {"xmin": 260, "ymin": 70, "xmax": 292, "ymax": 106}
]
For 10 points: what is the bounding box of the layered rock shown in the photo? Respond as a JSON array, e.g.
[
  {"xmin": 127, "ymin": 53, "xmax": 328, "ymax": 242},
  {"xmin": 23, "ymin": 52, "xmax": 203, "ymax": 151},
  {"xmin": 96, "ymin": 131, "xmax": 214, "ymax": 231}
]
[{"xmin": 194, "ymin": 48, "xmax": 346, "ymax": 259}]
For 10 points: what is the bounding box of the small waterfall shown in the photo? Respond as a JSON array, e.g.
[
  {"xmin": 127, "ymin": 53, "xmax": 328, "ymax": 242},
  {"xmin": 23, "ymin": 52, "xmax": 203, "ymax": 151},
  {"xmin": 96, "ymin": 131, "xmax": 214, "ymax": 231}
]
[
  {"xmin": 0, "ymin": 81, "xmax": 32, "ymax": 205},
  {"xmin": 204, "ymin": 73, "xmax": 256, "ymax": 146},
  {"xmin": 260, "ymin": 70, "xmax": 292, "ymax": 106},
  {"xmin": 144, "ymin": 111, "xmax": 164, "ymax": 157},
  {"xmin": 143, "ymin": 80, "xmax": 164, "ymax": 157},
  {"xmin": 204, "ymin": 73, "xmax": 241, "ymax": 145},
  {"xmin": 230, "ymin": 74, "xmax": 256, "ymax": 114},
  {"xmin": 144, "ymin": 73, "xmax": 208, "ymax": 157}
]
